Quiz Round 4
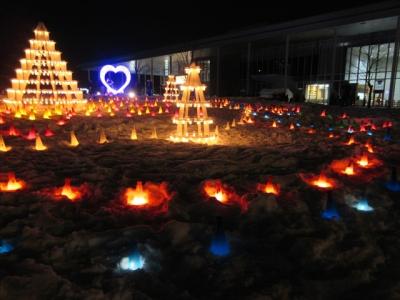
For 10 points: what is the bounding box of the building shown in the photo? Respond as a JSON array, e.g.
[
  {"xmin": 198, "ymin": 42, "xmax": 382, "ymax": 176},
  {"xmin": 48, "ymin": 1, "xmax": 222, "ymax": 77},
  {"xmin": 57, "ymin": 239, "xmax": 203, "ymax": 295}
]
[{"xmin": 80, "ymin": 1, "xmax": 400, "ymax": 107}]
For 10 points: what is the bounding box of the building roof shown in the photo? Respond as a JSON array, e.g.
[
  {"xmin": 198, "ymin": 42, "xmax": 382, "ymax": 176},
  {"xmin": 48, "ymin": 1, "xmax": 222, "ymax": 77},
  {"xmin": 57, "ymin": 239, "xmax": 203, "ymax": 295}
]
[{"xmin": 80, "ymin": 0, "xmax": 400, "ymax": 69}]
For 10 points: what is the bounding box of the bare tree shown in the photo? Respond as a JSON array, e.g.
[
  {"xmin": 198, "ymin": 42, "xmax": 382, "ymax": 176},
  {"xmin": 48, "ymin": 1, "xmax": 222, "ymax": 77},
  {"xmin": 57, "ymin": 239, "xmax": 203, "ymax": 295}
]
[
  {"xmin": 352, "ymin": 45, "xmax": 386, "ymax": 108},
  {"xmin": 176, "ymin": 51, "xmax": 192, "ymax": 74}
]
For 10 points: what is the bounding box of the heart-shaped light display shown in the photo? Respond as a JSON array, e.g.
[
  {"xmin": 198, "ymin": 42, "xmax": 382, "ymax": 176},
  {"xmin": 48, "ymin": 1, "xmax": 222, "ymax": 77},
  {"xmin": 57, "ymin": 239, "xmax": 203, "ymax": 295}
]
[{"xmin": 100, "ymin": 65, "xmax": 131, "ymax": 95}]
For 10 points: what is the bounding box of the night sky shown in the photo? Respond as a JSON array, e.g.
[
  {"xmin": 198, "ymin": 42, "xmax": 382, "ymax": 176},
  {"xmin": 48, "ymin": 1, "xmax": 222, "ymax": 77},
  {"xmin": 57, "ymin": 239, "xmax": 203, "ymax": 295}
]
[{"xmin": 0, "ymin": 0, "xmax": 378, "ymax": 88}]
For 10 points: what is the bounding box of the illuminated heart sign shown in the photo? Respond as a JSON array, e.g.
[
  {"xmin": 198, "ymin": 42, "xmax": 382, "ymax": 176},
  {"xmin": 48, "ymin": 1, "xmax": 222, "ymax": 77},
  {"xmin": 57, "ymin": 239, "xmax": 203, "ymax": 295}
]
[{"xmin": 100, "ymin": 65, "xmax": 131, "ymax": 94}]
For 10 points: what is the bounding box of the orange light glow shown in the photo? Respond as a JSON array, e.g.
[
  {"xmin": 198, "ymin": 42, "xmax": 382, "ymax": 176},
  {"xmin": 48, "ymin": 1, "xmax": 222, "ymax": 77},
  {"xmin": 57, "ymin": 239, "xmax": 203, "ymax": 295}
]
[
  {"xmin": 202, "ymin": 179, "xmax": 247, "ymax": 211},
  {"xmin": 34, "ymin": 135, "xmax": 47, "ymax": 151},
  {"xmin": 320, "ymin": 110, "xmax": 326, "ymax": 117},
  {"xmin": 125, "ymin": 181, "xmax": 149, "ymax": 206},
  {"xmin": 328, "ymin": 133, "xmax": 334, "ymax": 138},
  {"xmin": 0, "ymin": 135, "xmax": 12, "ymax": 152},
  {"xmin": 0, "ymin": 172, "xmax": 25, "ymax": 192},
  {"xmin": 365, "ymin": 142, "xmax": 374, "ymax": 153},
  {"xmin": 342, "ymin": 163, "xmax": 355, "ymax": 175},
  {"xmin": 271, "ymin": 121, "xmax": 277, "ymax": 128},
  {"xmin": 60, "ymin": 178, "xmax": 81, "ymax": 201},
  {"xmin": 289, "ymin": 123, "xmax": 295, "ymax": 130},
  {"xmin": 69, "ymin": 131, "xmax": 79, "ymax": 147},
  {"xmin": 345, "ymin": 136, "xmax": 356, "ymax": 145},
  {"xmin": 122, "ymin": 181, "xmax": 172, "ymax": 212},
  {"xmin": 300, "ymin": 173, "xmax": 336, "ymax": 189},
  {"xmin": 257, "ymin": 178, "xmax": 280, "ymax": 195},
  {"xmin": 357, "ymin": 154, "xmax": 369, "ymax": 167}
]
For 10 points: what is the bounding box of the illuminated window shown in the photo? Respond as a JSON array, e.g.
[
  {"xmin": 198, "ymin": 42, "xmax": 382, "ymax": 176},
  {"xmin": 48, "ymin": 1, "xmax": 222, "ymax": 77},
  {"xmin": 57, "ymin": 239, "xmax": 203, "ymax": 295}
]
[
  {"xmin": 305, "ymin": 84, "xmax": 329, "ymax": 104},
  {"xmin": 164, "ymin": 59, "xmax": 169, "ymax": 76}
]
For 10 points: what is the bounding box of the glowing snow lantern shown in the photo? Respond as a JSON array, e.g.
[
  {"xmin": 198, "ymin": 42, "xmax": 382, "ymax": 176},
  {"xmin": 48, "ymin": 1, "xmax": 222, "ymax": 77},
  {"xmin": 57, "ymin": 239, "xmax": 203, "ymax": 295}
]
[
  {"xmin": 28, "ymin": 111, "xmax": 36, "ymax": 121},
  {"xmin": 202, "ymin": 179, "xmax": 247, "ymax": 211},
  {"xmin": 271, "ymin": 121, "xmax": 278, "ymax": 128},
  {"xmin": 0, "ymin": 241, "xmax": 13, "ymax": 254},
  {"xmin": 320, "ymin": 110, "xmax": 326, "ymax": 117},
  {"xmin": 7, "ymin": 125, "xmax": 19, "ymax": 136},
  {"xmin": 118, "ymin": 250, "xmax": 145, "ymax": 271},
  {"xmin": 0, "ymin": 116, "xmax": 5, "ymax": 124},
  {"xmin": 122, "ymin": 181, "xmax": 172, "ymax": 213},
  {"xmin": 0, "ymin": 172, "xmax": 25, "ymax": 192},
  {"xmin": 257, "ymin": 178, "xmax": 280, "ymax": 196},
  {"xmin": 98, "ymin": 129, "xmax": 109, "ymax": 144},
  {"xmin": 34, "ymin": 135, "xmax": 47, "ymax": 151},
  {"xmin": 0, "ymin": 135, "xmax": 12, "ymax": 152},
  {"xmin": 385, "ymin": 166, "xmax": 400, "ymax": 192},
  {"xmin": 44, "ymin": 126, "xmax": 55, "ymax": 137},
  {"xmin": 125, "ymin": 181, "xmax": 148, "ymax": 206},
  {"xmin": 301, "ymin": 173, "xmax": 336, "ymax": 190},
  {"xmin": 351, "ymin": 199, "xmax": 374, "ymax": 212},
  {"xmin": 59, "ymin": 178, "xmax": 82, "ymax": 201},
  {"xmin": 68, "ymin": 131, "xmax": 79, "ymax": 147},
  {"xmin": 25, "ymin": 127, "xmax": 37, "ymax": 140},
  {"xmin": 365, "ymin": 141, "xmax": 374, "ymax": 153},
  {"xmin": 356, "ymin": 153, "xmax": 369, "ymax": 168},
  {"xmin": 150, "ymin": 127, "xmax": 158, "ymax": 139},
  {"xmin": 342, "ymin": 162, "xmax": 355, "ymax": 176},
  {"xmin": 345, "ymin": 136, "xmax": 356, "ymax": 145},
  {"xmin": 210, "ymin": 217, "xmax": 230, "ymax": 257},
  {"xmin": 130, "ymin": 127, "xmax": 138, "ymax": 140},
  {"xmin": 321, "ymin": 192, "xmax": 340, "ymax": 220},
  {"xmin": 289, "ymin": 123, "xmax": 295, "ymax": 130}
]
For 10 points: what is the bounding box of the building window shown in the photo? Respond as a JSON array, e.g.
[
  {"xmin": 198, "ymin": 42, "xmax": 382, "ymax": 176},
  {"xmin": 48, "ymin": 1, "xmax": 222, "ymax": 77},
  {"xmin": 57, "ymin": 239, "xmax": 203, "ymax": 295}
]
[
  {"xmin": 344, "ymin": 43, "xmax": 399, "ymax": 106},
  {"xmin": 305, "ymin": 84, "xmax": 329, "ymax": 104},
  {"xmin": 197, "ymin": 60, "xmax": 210, "ymax": 83}
]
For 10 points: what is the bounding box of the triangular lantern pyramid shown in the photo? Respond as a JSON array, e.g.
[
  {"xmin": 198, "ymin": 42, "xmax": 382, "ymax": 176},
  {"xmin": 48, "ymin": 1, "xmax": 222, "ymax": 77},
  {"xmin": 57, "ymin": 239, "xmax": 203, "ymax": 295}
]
[
  {"xmin": 170, "ymin": 63, "xmax": 216, "ymax": 144},
  {"xmin": 4, "ymin": 22, "xmax": 85, "ymax": 108}
]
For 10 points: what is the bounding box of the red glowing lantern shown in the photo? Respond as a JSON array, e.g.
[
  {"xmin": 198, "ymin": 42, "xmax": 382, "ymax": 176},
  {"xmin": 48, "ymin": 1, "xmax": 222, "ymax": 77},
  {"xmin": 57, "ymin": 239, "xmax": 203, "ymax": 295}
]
[{"xmin": 320, "ymin": 110, "xmax": 326, "ymax": 117}]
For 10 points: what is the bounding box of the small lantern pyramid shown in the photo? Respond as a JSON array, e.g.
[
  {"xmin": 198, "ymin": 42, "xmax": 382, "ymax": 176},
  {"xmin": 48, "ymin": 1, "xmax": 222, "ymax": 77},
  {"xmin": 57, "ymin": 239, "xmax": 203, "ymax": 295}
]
[
  {"xmin": 163, "ymin": 75, "xmax": 179, "ymax": 102},
  {"xmin": 170, "ymin": 63, "xmax": 216, "ymax": 144},
  {"xmin": 4, "ymin": 23, "xmax": 85, "ymax": 108}
]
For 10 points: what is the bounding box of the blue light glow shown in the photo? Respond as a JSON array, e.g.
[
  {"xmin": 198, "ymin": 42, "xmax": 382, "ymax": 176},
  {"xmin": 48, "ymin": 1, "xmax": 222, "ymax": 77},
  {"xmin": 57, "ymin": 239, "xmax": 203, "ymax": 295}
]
[
  {"xmin": 328, "ymin": 127, "xmax": 333, "ymax": 131},
  {"xmin": 264, "ymin": 114, "xmax": 270, "ymax": 119},
  {"xmin": 367, "ymin": 131, "xmax": 373, "ymax": 136},
  {"xmin": 100, "ymin": 65, "xmax": 131, "ymax": 95},
  {"xmin": 321, "ymin": 208, "xmax": 340, "ymax": 220},
  {"xmin": 252, "ymin": 112, "xmax": 258, "ymax": 116},
  {"xmin": 118, "ymin": 251, "xmax": 145, "ymax": 271},
  {"xmin": 210, "ymin": 232, "xmax": 230, "ymax": 257},
  {"xmin": 296, "ymin": 122, "xmax": 301, "ymax": 127},
  {"xmin": 0, "ymin": 241, "xmax": 13, "ymax": 254},
  {"xmin": 385, "ymin": 181, "xmax": 400, "ymax": 192},
  {"xmin": 351, "ymin": 199, "xmax": 374, "ymax": 212}
]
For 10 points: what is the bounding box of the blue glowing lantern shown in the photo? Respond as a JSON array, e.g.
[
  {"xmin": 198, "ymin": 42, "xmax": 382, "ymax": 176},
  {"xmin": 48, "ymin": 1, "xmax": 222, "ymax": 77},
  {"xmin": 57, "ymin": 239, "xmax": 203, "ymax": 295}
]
[
  {"xmin": 118, "ymin": 250, "xmax": 145, "ymax": 271},
  {"xmin": 0, "ymin": 241, "xmax": 13, "ymax": 254},
  {"xmin": 385, "ymin": 166, "xmax": 400, "ymax": 192},
  {"xmin": 351, "ymin": 199, "xmax": 374, "ymax": 212},
  {"xmin": 321, "ymin": 191, "xmax": 340, "ymax": 220},
  {"xmin": 210, "ymin": 217, "xmax": 230, "ymax": 257}
]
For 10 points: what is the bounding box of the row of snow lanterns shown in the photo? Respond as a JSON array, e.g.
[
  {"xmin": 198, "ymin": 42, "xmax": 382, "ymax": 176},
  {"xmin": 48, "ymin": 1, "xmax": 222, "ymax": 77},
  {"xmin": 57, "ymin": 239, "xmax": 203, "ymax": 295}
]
[{"xmin": 0, "ymin": 124, "xmax": 164, "ymax": 152}]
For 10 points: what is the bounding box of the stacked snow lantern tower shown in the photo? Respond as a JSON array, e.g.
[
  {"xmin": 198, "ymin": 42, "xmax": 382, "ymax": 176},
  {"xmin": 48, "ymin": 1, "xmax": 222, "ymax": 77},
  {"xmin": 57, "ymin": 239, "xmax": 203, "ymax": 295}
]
[
  {"xmin": 163, "ymin": 75, "xmax": 180, "ymax": 102},
  {"xmin": 4, "ymin": 22, "xmax": 85, "ymax": 109},
  {"xmin": 170, "ymin": 63, "xmax": 216, "ymax": 144}
]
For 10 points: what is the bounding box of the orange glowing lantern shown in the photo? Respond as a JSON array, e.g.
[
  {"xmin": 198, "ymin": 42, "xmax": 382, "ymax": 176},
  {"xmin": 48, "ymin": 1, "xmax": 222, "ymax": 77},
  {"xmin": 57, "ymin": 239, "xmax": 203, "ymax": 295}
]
[
  {"xmin": 356, "ymin": 153, "xmax": 369, "ymax": 168},
  {"xmin": 342, "ymin": 163, "xmax": 355, "ymax": 176},
  {"xmin": 330, "ymin": 159, "xmax": 358, "ymax": 176},
  {"xmin": 300, "ymin": 173, "xmax": 337, "ymax": 190},
  {"xmin": 202, "ymin": 179, "xmax": 247, "ymax": 211},
  {"xmin": 320, "ymin": 110, "xmax": 326, "ymax": 117},
  {"xmin": 0, "ymin": 116, "xmax": 5, "ymax": 124},
  {"xmin": 0, "ymin": 172, "xmax": 25, "ymax": 192},
  {"xmin": 130, "ymin": 127, "xmax": 138, "ymax": 140},
  {"xmin": 122, "ymin": 181, "xmax": 172, "ymax": 213},
  {"xmin": 365, "ymin": 142, "xmax": 374, "ymax": 153},
  {"xmin": 345, "ymin": 136, "xmax": 356, "ymax": 145},
  {"xmin": 98, "ymin": 129, "xmax": 108, "ymax": 144},
  {"xmin": 59, "ymin": 178, "xmax": 81, "ymax": 201},
  {"xmin": 69, "ymin": 131, "xmax": 79, "ymax": 147},
  {"xmin": 328, "ymin": 133, "xmax": 334, "ymax": 138},
  {"xmin": 257, "ymin": 178, "xmax": 280, "ymax": 196},
  {"xmin": 271, "ymin": 121, "xmax": 278, "ymax": 128},
  {"xmin": 34, "ymin": 135, "xmax": 47, "ymax": 151},
  {"xmin": 289, "ymin": 123, "xmax": 295, "ymax": 130},
  {"xmin": 0, "ymin": 135, "xmax": 12, "ymax": 152}
]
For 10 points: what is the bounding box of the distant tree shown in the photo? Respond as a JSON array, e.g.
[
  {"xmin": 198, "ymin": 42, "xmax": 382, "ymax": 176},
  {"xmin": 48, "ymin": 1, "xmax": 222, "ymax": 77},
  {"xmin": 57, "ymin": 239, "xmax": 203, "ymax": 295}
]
[
  {"xmin": 176, "ymin": 51, "xmax": 192, "ymax": 74},
  {"xmin": 353, "ymin": 45, "xmax": 386, "ymax": 108}
]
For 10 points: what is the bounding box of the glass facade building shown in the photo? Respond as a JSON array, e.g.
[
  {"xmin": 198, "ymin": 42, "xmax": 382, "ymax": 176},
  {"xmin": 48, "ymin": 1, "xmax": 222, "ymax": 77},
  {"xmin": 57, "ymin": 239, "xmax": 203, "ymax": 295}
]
[{"xmin": 81, "ymin": 1, "xmax": 400, "ymax": 107}]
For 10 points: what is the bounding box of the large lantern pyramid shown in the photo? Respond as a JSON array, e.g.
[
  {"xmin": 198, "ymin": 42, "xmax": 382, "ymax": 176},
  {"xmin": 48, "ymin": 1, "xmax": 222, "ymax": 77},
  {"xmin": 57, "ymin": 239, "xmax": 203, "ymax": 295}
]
[
  {"xmin": 4, "ymin": 22, "xmax": 85, "ymax": 108},
  {"xmin": 170, "ymin": 63, "xmax": 216, "ymax": 144}
]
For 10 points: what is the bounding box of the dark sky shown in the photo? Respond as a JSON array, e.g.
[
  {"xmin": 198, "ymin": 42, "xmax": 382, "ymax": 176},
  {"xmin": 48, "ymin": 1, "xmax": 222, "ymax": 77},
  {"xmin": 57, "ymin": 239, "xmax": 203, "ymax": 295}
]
[{"xmin": 0, "ymin": 0, "xmax": 379, "ymax": 88}]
